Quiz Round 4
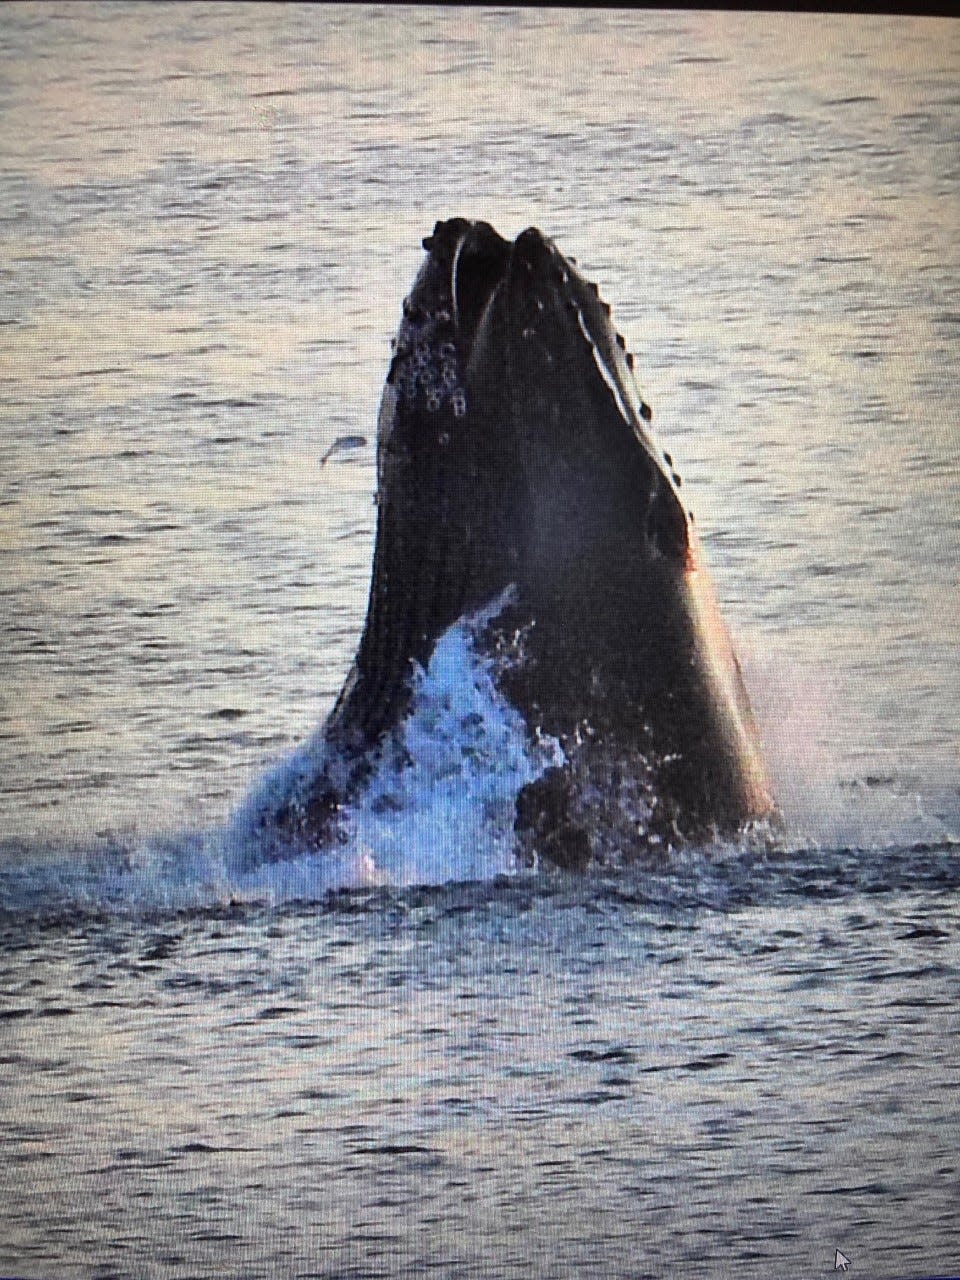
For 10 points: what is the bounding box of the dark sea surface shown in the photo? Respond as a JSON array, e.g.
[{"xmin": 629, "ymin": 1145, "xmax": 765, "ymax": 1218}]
[{"xmin": 0, "ymin": 6, "xmax": 958, "ymax": 1278}]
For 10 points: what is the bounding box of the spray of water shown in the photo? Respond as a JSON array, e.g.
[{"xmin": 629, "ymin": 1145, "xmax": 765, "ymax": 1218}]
[
  {"xmin": 0, "ymin": 599, "xmax": 562, "ymax": 917},
  {"xmin": 225, "ymin": 592, "xmax": 562, "ymax": 892},
  {"xmin": 740, "ymin": 642, "xmax": 959, "ymax": 851}
]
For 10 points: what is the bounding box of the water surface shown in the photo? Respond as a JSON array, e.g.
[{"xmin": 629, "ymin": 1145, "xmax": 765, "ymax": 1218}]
[{"xmin": 1, "ymin": 6, "xmax": 958, "ymax": 1278}]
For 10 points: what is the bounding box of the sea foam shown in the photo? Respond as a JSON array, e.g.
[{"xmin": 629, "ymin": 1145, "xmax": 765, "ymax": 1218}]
[{"xmin": 221, "ymin": 590, "xmax": 562, "ymax": 894}]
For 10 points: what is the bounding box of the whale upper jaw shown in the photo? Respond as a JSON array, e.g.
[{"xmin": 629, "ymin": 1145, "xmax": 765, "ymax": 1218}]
[
  {"xmin": 392, "ymin": 219, "xmax": 690, "ymax": 570},
  {"xmin": 409, "ymin": 219, "xmax": 650, "ymax": 426}
]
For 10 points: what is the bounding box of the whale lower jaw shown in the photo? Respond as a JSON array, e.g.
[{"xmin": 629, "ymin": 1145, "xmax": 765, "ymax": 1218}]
[{"xmin": 253, "ymin": 220, "xmax": 778, "ymax": 871}]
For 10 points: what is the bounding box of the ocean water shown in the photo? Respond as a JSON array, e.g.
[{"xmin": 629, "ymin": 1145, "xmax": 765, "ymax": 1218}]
[{"xmin": 1, "ymin": 5, "xmax": 958, "ymax": 1278}]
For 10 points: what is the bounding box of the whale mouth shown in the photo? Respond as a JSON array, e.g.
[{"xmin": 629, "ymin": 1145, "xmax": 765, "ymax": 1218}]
[
  {"xmin": 411, "ymin": 219, "xmax": 651, "ymax": 431},
  {"xmin": 392, "ymin": 219, "xmax": 688, "ymax": 568},
  {"xmin": 418, "ymin": 219, "xmax": 511, "ymax": 354}
]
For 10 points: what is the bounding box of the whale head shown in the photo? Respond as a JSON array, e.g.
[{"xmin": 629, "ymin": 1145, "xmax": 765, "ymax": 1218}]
[
  {"xmin": 377, "ymin": 221, "xmax": 690, "ymax": 617},
  {"xmin": 295, "ymin": 219, "xmax": 777, "ymax": 862}
]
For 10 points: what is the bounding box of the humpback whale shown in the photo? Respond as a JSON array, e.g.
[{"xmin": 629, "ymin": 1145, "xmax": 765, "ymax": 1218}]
[{"xmin": 269, "ymin": 219, "xmax": 777, "ymax": 868}]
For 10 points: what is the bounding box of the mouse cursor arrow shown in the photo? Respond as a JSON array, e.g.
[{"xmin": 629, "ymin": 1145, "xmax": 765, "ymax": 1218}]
[{"xmin": 835, "ymin": 1249, "xmax": 850, "ymax": 1272}]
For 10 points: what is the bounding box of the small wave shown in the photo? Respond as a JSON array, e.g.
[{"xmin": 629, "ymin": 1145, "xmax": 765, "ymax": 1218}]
[
  {"xmin": 2, "ymin": 617, "xmax": 957, "ymax": 925},
  {"xmin": 2, "ymin": 830, "xmax": 959, "ymax": 932},
  {"xmin": 0, "ymin": 597, "xmax": 561, "ymax": 921}
]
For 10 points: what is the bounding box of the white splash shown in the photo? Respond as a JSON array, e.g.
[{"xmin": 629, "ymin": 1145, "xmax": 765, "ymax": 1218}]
[
  {"xmin": 0, "ymin": 600, "xmax": 561, "ymax": 918},
  {"xmin": 341, "ymin": 602, "xmax": 562, "ymax": 887},
  {"xmin": 221, "ymin": 589, "xmax": 561, "ymax": 893}
]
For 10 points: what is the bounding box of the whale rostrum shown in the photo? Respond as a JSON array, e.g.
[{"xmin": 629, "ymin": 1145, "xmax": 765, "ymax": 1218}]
[{"xmin": 271, "ymin": 219, "xmax": 778, "ymax": 868}]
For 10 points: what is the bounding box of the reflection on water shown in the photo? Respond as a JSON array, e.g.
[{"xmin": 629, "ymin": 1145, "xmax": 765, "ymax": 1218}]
[
  {"xmin": 0, "ymin": 10, "xmax": 958, "ymax": 1275},
  {"xmin": 1, "ymin": 866, "xmax": 959, "ymax": 1280}
]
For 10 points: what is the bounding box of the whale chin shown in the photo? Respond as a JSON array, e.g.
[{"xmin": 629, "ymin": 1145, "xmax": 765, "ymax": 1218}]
[{"xmin": 266, "ymin": 218, "xmax": 778, "ymax": 869}]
